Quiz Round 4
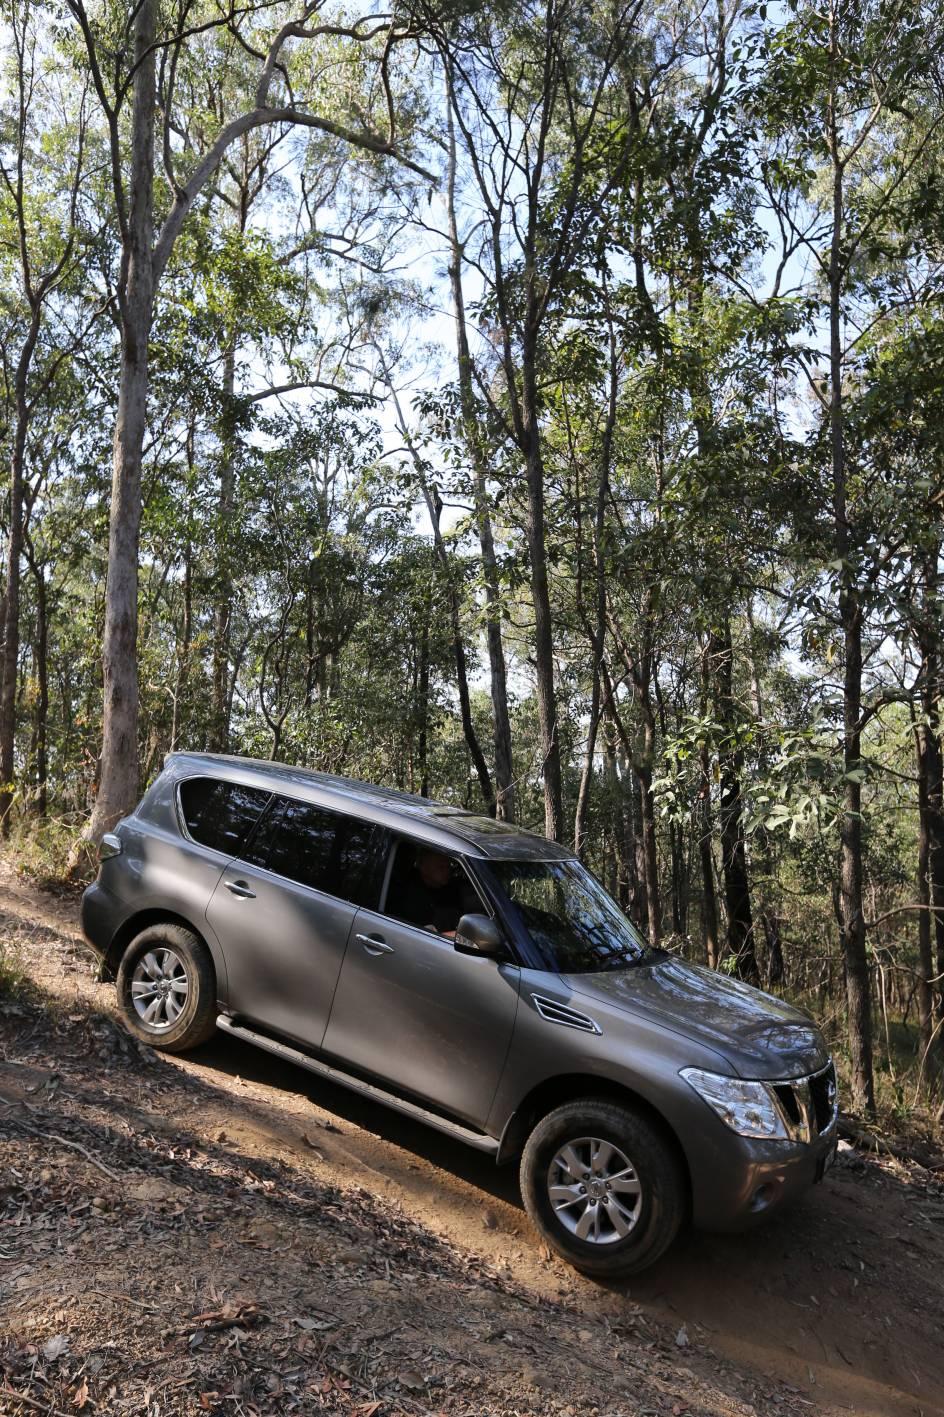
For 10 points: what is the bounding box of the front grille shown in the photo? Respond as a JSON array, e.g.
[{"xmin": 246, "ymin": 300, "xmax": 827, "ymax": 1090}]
[
  {"xmin": 810, "ymin": 1060, "xmax": 838, "ymax": 1133},
  {"xmin": 772, "ymin": 1081, "xmax": 801, "ymax": 1127},
  {"xmin": 771, "ymin": 1060, "xmax": 838, "ymax": 1143}
]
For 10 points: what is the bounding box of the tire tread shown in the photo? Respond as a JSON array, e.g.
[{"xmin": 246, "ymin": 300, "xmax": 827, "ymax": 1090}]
[
  {"xmin": 520, "ymin": 1096, "xmax": 684, "ymax": 1277},
  {"xmin": 116, "ymin": 923, "xmax": 217, "ymax": 1054}
]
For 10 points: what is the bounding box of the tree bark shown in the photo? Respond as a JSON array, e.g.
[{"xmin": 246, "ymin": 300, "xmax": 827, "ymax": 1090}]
[
  {"xmin": 380, "ymin": 364, "xmax": 495, "ymax": 814},
  {"xmin": 827, "ymin": 23, "xmax": 874, "ymax": 1111},
  {"xmin": 0, "ymin": 307, "xmax": 41, "ymax": 832},
  {"xmin": 24, "ymin": 539, "xmax": 47, "ymax": 819},
  {"xmin": 574, "ymin": 292, "xmax": 618, "ymax": 858},
  {"xmin": 423, "ymin": 484, "xmax": 494, "ymax": 813},
  {"xmin": 714, "ymin": 618, "xmax": 759, "ymax": 984},
  {"xmin": 602, "ymin": 653, "xmax": 660, "ymax": 943},
  {"xmin": 445, "ymin": 98, "xmax": 514, "ymax": 820},
  {"xmin": 521, "ymin": 333, "xmax": 564, "ymax": 841},
  {"xmin": 697, "ymin": 640, "xmax": 721, "ymax": 968},
  {"xmin": 417, "ymin": 617, "xmax": 430, "ymax": 798},
  {"xmin": 86, "ymin": 0, "xmax": 157, "ymax": 839},
  {"xmin": 914, "ymin": 548, "xmax": 944, "ymax": 1078},
  {"xmin": 72, "ymin": 3, "xmax": 427, "ymax": 845},
  {"xmin": 210, "ymin": 343, "xmax": 236, "ymax": 752}
]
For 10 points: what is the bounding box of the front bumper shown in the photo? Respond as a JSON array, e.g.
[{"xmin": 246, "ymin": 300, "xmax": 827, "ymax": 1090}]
[{"xmin": 691, "ymin": 1121, "xmax": 838, "ymax": 1231}]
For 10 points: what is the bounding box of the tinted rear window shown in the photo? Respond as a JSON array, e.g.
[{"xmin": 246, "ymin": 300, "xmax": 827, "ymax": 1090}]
[
  {"xmin": 240, "ymin": 796, "xmax": 386, "ymax": 908},
  {"xmin": 178, "ymin": 777, "xmax": 271, "ymax": 856}
]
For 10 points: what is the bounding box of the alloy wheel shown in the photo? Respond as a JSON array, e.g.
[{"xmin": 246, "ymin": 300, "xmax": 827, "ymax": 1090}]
[
  {"xmin": 546, "ymin": 1135, "xmax": 642, "ymax": 1244},
  {"xmin": 130, "ymin": 947, "xmax": 189, "ymax": 1031}
]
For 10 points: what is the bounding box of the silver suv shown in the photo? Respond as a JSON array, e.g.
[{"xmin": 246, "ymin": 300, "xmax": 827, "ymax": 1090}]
[{"xmin": 82, "ymin": 753, "xmax": 838, "ymax": 1277}]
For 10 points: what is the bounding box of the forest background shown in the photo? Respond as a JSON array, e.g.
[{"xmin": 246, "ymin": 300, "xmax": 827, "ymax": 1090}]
[{"xmin": 1, "ymin": 0, "xmax": 943, "ymax": 1124}]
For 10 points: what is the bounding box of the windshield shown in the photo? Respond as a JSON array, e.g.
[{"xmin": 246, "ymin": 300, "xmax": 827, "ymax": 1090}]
[{"xmin": 486, "ymin": 858, "xmax": 649, "ymax": 973}]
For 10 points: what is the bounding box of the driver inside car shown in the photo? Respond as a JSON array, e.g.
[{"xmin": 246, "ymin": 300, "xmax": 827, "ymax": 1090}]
[{"xmin": 395, "ymin": 848, "xmax": 477, "ymax": 938}]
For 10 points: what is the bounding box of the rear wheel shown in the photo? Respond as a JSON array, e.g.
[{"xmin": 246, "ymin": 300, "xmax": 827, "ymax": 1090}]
[
  {"xmin": 116, "ymin": 923, "xmax": 217, "ymax": 1053},
  {"xmin": 520, "ymin": 1097, "xmax": 685, "ymax": 1277}
]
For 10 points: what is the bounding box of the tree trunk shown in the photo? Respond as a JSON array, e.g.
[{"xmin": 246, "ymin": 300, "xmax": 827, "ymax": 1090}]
[
  {"xmin": 520, "ymin": 329, "xmax": 564, "ymax": 842},
  {"xmin": 629, "ymin": 764, "xmax": 649, "ymax": 933},
  {"xmin": 827, "ymin": 43, "xmax": 874, "ymax": 1111},
  {"xmin": 422, "ymin": 485, "xmax": 494, "ymax": 813},
  {"xmin": 171, "ymin": 543, "xmax": 192, "ymax": 753},
  {"xmin": 915, "ymin": 548, "xmax": 944, "ymax": 1079},
  {"xmin": 637, "ymin": 707, "xmax": 661, "ymax": 946},
  {"xmin": 34, "ymin": 569, "xmax": 48, "ymax": 820},
  {"xmin": 602, "ymin": 656, "xmax": 660, "ymax": 942},
  {"xmin": 24, "ymin": 541, "xmax": 48, "ymax": 819},
  {"xmin": 714, "ymin": 618, "xmax": 759, "ymax": 984},
  {"xmin": 922, "ymin": 552, "xmax": 944, "ymax": 1029},
  {"xmin": 210, "ymin": 343, "xmax": 236, "ymax": 752},
  {"xmin": 86, "ymin": 0, "xmax": 157, "ymax": 840},
  {"xmin": 381, "ymin": 360, "xmax": 495, "ymax": 814},
  {"xmin": 417, "ymin": 617, "xmax": 430, "ymax": 798},
  {"xmin": 698, "ymin": 642, "xmax": 721, "ymax": 968},
  {"xmin": 574, "ymin": 294, "xmax": 618, "ymax": 858},
  {"xmin": 574, "ymin": 664, "xmax": 602, "ymax": 861},
  {"xmin": 0, "ymin": 308, "xmax": 41, "ymax": 832},
  {"xmin": 445, "ymin": 100, "xmax": 514, "ymax": 820}
]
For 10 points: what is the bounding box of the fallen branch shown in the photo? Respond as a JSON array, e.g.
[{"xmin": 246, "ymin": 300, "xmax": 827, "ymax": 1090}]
[
  {"xmin": 838, "ymin": 1113, "xmax": 944, "ymax": 1171},
  {"xmin": 165, "ymin": 1302, "xmax": 265, "ymax": 1339},
  {"xmin": 0, "ymin": 1384, "xmax": 73, "ymax": 1417},
  {"xmin": 30, "ymin": 1129, "xmax": 122, "ymax": 1181}
]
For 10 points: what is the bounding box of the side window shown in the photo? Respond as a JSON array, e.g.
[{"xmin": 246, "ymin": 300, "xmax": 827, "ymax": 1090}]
[
  {"xmin": 241, "ymin": 796, "xmax": 386, "ymax": 908},
  {"xmin": 383, "ymin": 838, "xmax": 483, "ymax": 937},
  {"xmin": 178, "ymin": 777, "xmax": 271, "ymax": 856}
]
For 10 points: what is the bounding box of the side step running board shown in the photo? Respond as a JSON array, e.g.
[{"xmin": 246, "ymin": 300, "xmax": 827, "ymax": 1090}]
[{"xmin": 216, "ymin": 1014, "xmax": 500, "ymax": 1155}]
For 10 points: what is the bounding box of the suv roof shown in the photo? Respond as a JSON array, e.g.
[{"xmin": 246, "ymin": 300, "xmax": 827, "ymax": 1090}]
[{"xmin": 163, "ymin": 752, "xmax": 576, "ymax": 862}]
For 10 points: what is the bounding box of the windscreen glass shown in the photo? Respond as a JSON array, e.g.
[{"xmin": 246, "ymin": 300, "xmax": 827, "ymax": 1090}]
[{"xmin": 486, "ymin": 859, "xmax": 648, "ymax": 973}]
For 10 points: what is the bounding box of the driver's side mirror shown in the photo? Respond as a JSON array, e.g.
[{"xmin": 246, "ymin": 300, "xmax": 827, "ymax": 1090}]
[{"xmin": 454, "ymin": 913, "xmax": 505, "ymax": 958}]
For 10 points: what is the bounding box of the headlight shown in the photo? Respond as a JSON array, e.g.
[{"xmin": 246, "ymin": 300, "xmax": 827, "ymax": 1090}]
[{"xmin": 680, "ymin": 1067, "xmax": 788, "ymax": 1140}]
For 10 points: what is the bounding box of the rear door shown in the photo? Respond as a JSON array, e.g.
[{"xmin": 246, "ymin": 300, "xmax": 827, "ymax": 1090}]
[
  {"xmin": 321, "ymin": 837, "xmax": 520, "ymax": 1128},
  {"xmin": 206, "ymin": 796, "xmax": 388, "ymax": 1050}
]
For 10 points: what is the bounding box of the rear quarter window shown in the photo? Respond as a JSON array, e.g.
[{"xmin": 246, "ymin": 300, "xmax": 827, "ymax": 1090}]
[{"xmin": 178, "ymin": 777, "xmax": 271, "ymax": 856}]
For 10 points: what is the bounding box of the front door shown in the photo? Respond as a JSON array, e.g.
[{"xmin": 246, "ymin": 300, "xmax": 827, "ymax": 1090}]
[
  {"xmin": 321, "ymin": 840, "xmax": 520, "ymax": 1127},
  {"xmin": 207, "ymin": 796, "xmax": 387, "ymax": 1050}
]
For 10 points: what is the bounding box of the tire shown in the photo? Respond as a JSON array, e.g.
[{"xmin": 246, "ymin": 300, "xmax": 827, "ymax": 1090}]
[
  {"xmin": 520, "ymin": 1097, "xmax": 685, "ymax": 1278},
  {"xmin": 116, "ymin": 923, "xmax": 218, "ymax": 1054}
]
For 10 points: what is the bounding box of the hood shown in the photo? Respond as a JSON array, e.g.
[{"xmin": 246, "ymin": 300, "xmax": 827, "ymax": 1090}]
[{"xmin": 565, "ymin": 955, "xmax": 828, "ymax": 1080}]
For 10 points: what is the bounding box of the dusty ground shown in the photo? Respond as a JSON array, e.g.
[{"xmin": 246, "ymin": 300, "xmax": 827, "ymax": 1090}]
[{"xmin": 1, "ymin": 858, "xmax": 942, "ymax": 1417}]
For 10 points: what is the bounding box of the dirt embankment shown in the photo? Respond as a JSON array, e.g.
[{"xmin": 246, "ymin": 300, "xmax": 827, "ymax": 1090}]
[{"xmin": 0, "ymin": 860, "xmax": 941, "ymax": 1417}]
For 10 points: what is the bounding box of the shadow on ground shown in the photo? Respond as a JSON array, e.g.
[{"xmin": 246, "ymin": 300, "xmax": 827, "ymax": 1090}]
[
  {"xmin": 185, "ymin": 1025, "xmax": 944, "ymax": 1417},
  {"xmin": 1, "ymin": 871, "xmax": 942, "ymax": 1417}
]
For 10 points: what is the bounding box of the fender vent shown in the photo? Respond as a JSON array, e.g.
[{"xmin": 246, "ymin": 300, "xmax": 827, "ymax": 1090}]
[{"xmin": 531, "ymin": 994, "xmax": 602, "ymax": 1035}]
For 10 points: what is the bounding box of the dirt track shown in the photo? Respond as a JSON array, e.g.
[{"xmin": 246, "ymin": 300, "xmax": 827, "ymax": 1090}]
[{"xmin": 1, "ymin": 859, "xmax": 942, "ymax": 1416}]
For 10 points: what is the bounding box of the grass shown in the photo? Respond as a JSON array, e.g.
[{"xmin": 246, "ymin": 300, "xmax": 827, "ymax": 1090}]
[
  {"xmin": 4, "ymin": 812, "xmax": 93, "ymax": 891},
  {"xmin": 0, "ymin": 937, "xmax": 27, "ymax": 1000}
]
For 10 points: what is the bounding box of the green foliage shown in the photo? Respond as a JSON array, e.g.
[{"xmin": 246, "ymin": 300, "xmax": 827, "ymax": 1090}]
[
  {"xmin": 0, "ymin": 937, "xmax": 26, "ymax": 999},
  {"xmin": 0, "ymin": 0, "xmax": 942, "ymax": 1115}
]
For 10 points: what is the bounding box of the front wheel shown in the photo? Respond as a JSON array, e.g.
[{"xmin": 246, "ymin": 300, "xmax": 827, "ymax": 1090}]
[
  {"xmin": 116, "ymin": 923, "xmax": 218, "ymax": 1053},
  {"xmin": 520, "ymin": 1098, "xmax": 685, "ymax": 1277}
]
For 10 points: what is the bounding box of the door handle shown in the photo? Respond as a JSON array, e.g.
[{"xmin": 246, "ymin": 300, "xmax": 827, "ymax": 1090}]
[
  {"xmin": 356, "ymin": 933, "xmax": 394, "ymax": 956},
  {"xmin": 225, "ymin": 879, "xmax": 256, "ymax": 899}
]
